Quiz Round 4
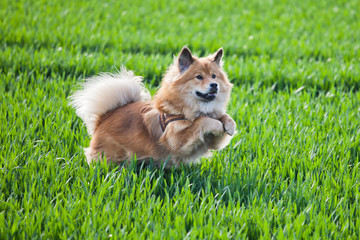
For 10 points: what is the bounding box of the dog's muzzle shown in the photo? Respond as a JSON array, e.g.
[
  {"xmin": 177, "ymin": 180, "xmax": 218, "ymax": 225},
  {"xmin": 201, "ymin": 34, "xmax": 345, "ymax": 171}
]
[{"xmin": 196, "ymin": 83, "xmax": 218, "ymax": 102}]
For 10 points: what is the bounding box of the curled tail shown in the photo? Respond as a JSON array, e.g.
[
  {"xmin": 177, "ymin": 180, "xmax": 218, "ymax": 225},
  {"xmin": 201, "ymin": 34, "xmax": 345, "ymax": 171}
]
[{"xmin": 69, "ymin": 67, "xmax": 150, "ymax": 135}]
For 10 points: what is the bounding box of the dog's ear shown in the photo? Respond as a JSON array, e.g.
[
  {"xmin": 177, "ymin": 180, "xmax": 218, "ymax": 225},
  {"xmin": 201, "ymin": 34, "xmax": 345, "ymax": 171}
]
[
  {"xmin": 178, "ymin": 47, "xmax": 194, "ymax": 73},
  {"xmin": 212, "ymin": 48, "xmax": 223, "ymax": 66}
]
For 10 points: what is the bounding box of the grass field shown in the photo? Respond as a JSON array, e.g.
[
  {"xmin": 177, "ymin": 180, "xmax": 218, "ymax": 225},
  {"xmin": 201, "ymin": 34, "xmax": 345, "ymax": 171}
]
[{"xmin": 1, "ymin": 0, "xmax": 360, "ymax": 239}]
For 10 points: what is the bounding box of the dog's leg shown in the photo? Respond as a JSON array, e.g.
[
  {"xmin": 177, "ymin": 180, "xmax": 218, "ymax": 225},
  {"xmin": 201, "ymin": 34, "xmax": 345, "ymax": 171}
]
[
  {"xmin": 203, "ymin": 133, "xmax": 232, "ymax": 150},
  {"xmin": 160, "ymin": 116, "xmax": 224, "ymax": 156},
  {"xmin": 88, "ymin": 134, "xmax": 129, "ymax": 165},
  {"xmin": 85, "ymin": 146, "xmax": 129, "ymax": 165},
  {"xmin": 203, "ymin": 114, "xmax": 236, "ymax": 150},
  {"xmin": 219, "ymin": 113, "xmax": 236, "ymax": 136}
]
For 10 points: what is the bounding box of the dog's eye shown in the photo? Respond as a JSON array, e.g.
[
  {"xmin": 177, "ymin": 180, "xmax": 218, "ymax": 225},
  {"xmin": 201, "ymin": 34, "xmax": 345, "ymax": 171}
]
[
  {"xmin": 196, "ymin": 75, "xmax": 203, "ymax": 80},
  {"xmin": 212, "ymin": 74, "xmax": 216, "ymax": 79}
]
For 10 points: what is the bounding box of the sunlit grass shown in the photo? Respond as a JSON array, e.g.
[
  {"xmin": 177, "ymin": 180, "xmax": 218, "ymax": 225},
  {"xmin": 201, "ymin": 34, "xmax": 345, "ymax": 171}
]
[{"xmin": 1, "ymin": 0, "xmax": 359, "ymax": 239}]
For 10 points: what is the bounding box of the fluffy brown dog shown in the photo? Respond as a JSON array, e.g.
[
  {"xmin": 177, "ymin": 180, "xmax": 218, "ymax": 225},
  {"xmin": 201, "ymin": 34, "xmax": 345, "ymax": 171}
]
[{"xmin": 70, "ymin": 47, "xmax": 236, "ymax": 167}]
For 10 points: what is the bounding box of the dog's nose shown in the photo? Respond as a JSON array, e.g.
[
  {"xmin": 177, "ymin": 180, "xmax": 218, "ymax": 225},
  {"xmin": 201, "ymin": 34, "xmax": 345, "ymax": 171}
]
[{"xmin": 209, "ymin": 83, "xmax": 218, "ymax": 89}]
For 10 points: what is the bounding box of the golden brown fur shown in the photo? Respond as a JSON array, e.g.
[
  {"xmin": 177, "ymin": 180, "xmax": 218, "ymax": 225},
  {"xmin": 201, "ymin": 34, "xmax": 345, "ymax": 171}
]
[{"xmin": 76, "ymin": 47, "xmax": 236, "ymax": 167}]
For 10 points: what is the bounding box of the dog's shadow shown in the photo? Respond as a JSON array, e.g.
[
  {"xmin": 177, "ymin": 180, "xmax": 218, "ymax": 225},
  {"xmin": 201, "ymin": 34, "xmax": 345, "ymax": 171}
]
[{"xmin": 100, "ymin": 158, "xmax": 254, "ymax": 208}]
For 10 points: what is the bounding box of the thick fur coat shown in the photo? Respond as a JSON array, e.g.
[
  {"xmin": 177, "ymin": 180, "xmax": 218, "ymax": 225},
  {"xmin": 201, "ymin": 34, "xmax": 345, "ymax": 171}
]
[{"xmin": 70, "ymin": 47, "xmax": 236, "ymax": 167}]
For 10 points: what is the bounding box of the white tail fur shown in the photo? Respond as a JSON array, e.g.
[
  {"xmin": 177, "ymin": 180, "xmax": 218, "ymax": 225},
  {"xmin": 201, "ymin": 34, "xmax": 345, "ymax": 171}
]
[{"xmin": 69, "ymin": 67, "xmax": 151, "ymax": 135}]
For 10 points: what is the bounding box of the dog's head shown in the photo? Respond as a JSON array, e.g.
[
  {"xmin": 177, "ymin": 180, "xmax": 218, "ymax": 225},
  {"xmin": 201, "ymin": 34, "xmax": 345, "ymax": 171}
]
[{"xmin": 155, "ymin": 47, "xmax": 233, "ymax": 119}]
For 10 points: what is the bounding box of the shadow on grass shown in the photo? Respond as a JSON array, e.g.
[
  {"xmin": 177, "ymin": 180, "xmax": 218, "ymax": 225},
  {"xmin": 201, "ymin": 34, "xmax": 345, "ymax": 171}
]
[{"xmin": 92, "ymin": 157, "xmax": 261, "ymax": 209}]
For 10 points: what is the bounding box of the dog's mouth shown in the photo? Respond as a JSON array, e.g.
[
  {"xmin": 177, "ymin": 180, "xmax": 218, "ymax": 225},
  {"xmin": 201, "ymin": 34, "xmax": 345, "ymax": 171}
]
[{"xmin": 196, "ymin": 89, "xmax": 217, "ymax": 102}]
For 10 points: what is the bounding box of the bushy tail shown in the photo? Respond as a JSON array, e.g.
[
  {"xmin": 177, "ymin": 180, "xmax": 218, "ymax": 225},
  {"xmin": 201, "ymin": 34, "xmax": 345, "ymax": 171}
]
[{"xmin": 69, "ymin": 67, "xmax": 151, "ymax": 135}]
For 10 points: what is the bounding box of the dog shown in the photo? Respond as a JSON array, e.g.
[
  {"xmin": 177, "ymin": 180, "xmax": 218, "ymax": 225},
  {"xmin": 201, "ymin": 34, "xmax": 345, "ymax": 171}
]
[{"xmin": 70, "ymin": 47, "xmax": 236, "ymax": 167}]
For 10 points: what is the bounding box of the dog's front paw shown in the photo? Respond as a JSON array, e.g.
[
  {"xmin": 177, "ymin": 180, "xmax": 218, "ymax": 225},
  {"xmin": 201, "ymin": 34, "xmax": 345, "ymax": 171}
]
[
  {"xmin": 201, "ymin": 117, "xmax": 224, "ymax": 136},
  {"xmin": 221, "ymin": 114, "xmax": 236, "ymax": 136}
]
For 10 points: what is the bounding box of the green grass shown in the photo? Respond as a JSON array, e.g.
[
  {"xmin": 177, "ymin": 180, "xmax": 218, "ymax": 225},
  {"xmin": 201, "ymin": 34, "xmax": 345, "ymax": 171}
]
[{"xmin": 1, "ymin": 0, "xmax": 359, "ymax": 239}]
